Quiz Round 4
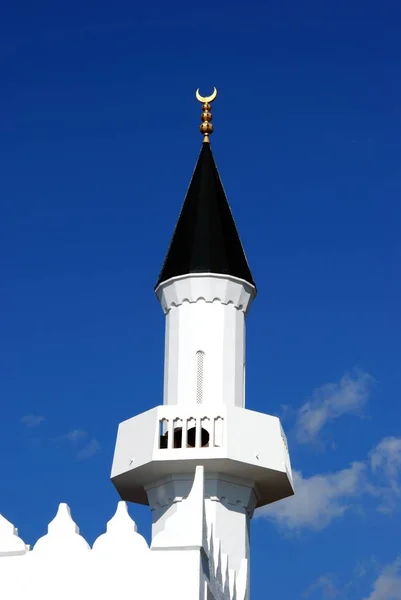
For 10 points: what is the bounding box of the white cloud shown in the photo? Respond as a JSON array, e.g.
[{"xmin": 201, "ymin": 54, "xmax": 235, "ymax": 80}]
[
  {"xmin": 353, "ymin": 561, "xmax": 368, "ymax": 578},
  {"xmin": 259, "ymin": 462, "xmax": 366, "ymax": 531},
  {"xmin": 51, "ymin": 429, "xmax": 100, "ymax": 460},
  {"xmin": 369, "ymin": 437, "xmax": 401, "ymax": 513},
  {"xmin": 258, "ymin": 436, "xmax": 401, "ymax": 531},
  {"xmin": 76, "ymin": 438, "xmax": 101, "ymax": 460},
  {"xmin": 371, "ymin": 437, "xmax": 401, "ymax": 483},
  {"xmin": 53, "ymin": 429, "xmax": 88, "ymax": 443},
  {"xmin": 363, "ymin": 557, "xmax": 401, "ymax": 600},
  {"xmin": 20, "ymin": 415, "xmax": 45, "ymax": 428},
  {"xmin": 304, "ymin": 574, "xmax": 339, "ymax": 598},
  {"xmin": 64, "ymin": 429, "xmax": 88, "ymax": 443},
  {"xmin": 295, "ymin": 370, "xmax": 373, "ymax": 444}
]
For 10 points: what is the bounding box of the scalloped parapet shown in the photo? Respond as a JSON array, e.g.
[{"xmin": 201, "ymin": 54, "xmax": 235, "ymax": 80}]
[
  {"xmin": 0, "ymin": 496, "xmax": 241, "ymax": 600},
  {"xmin": 92, "ymin": 501, "xmax": 149, "ymax": 556},
  {"xmin": 0, "ymin": 514, "xmax": 28, "ymax": 557},
  {"xmin": 33, "ymin": 503, "xmax": 90, "ymax": 555}
]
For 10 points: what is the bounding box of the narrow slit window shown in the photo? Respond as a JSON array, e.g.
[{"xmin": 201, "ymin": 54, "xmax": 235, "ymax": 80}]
[
  {"xmin": 196, "ymin": 350, "xmax": 205, "ymax": 404},
  {"xmin": 159, "ymin": 419, "xmax": 168, "ymax": 449}
]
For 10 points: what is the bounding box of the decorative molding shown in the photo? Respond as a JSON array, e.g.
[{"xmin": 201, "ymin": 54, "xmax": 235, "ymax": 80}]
[
  {"xmin": 150, "ymin": 492, "xmax": 254, "ymax": 514},
  {"xmin": 208, "ymin": 495, "xmax": 252, "ymax": 513},
  {"xmin": 156, "ymin": 274, "xmax": 255, "ymax": 315},
  {"xmin": 148, "ymin": 471, "xmax": 257, "ymax": 519},
  {"xmin": 169, "ymin": 297, "xmax": 244, "ymax": 313},
  {"xmin": 206, "ymin": 527, "xmax": 243, "ymax": 600}
]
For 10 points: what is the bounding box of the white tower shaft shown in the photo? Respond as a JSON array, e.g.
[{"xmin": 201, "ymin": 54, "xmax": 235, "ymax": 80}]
[{"xmin": 157, "ymin": 274, "xmax": 255, "ymax": 408}]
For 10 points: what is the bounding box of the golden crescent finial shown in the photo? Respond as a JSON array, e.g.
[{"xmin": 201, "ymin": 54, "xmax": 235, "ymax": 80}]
[
  {"xmin": 196, "ymin": 87, "xmax": 218, "ymax": 143},
  {"xmin": 195, "ymin": 87, "xmax": 218, "ymax": 104}
]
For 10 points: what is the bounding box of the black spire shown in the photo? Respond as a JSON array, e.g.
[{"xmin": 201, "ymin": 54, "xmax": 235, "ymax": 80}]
[{"xmin": 155, "ymin": 142, "xmax": 255, "ymax": 289}]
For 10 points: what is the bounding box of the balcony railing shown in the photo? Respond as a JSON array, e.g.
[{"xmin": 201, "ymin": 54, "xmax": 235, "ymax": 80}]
[{"xmin": 158, "ymin": 414, "xmax": 224, "ymax": 450}]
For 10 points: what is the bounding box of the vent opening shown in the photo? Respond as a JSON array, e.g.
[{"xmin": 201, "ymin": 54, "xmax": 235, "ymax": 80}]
[{"xmin": 196, "ymin": 350, "xmax": 205, "ymax": 403}]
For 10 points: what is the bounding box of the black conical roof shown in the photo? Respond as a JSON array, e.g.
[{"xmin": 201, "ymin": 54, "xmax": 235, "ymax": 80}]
[{"xmin": 155, "ymin": 142, "xmax": 255, "ymax": 289}]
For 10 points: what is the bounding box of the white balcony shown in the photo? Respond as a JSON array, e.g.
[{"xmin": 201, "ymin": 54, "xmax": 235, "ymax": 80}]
[{"xmin": 111, "ymin": 405, "xmax": 294, "ymax": 508}]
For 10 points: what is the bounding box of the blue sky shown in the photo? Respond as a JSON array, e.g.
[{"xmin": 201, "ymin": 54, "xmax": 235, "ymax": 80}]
[{"xmin": 0, "ymin": 0, "xmax": 400, "ymax": 597}]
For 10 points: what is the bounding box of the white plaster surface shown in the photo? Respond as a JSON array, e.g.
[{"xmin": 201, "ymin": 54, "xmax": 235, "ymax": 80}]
[
  {"xmin": 112, "ymin": 404, "xmax": 293, "ymax": 507},
  {"xmin": 0, "ymin": 469, "xmax": 249, "ymax": 600},
  {"xmin": 157, "ymin": 274, "xmax": 256, "ymax": 409}
]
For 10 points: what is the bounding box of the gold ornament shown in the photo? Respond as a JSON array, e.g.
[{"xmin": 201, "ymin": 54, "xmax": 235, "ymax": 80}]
[
  {"xmin": 195, "ymin": 88, "xmax": 217, "ymax": 143},
  {"xmin": 195, "ymin": 88, "xmax": 217, "ymax": 103}
]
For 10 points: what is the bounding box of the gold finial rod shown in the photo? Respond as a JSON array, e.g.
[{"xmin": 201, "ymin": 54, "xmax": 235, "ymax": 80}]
[{"xmin": 196, "ymin": 87, "xmax": 217, "ymax": 143}]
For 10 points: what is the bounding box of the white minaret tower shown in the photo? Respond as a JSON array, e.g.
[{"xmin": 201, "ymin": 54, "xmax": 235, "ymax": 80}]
[{"xmin": 111, "ymin": 90, "xmax": 294, "ymax": 600}]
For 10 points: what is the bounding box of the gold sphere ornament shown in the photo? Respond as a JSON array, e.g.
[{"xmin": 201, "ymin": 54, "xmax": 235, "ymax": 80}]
[
  {"xmin": 200, "ymin": 122, "xmax": 213, "ymax": 134},
  {"xmin": 201, "ymin": 111, "xmax": 212, "ymax": 122}
]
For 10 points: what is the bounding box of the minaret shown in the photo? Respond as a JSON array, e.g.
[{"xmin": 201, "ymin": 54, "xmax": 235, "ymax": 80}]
[{"xmin": 111, "ymin": 90, "xmax": 294, "ymax": 600}]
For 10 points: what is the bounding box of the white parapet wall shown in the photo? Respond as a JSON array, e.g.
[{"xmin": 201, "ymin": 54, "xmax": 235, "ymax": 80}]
[
  {"xmin": 0, "ymin": 467, "xmax": 248, "ymax": 600},
  {"xmin": 0, "ymin": 502, "xmax": 158, "ymax": 600}
]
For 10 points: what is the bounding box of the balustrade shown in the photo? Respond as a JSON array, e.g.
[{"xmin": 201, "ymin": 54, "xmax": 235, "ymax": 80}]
[{"xmin": 158, "ymin": 414, "xmax": 224, "ymax": 450}]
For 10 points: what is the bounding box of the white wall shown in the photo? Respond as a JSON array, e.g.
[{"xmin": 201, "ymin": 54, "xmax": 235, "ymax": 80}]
[{"xmin": 0, "ymin": 470, "xmax": 247, "ymax": 600}]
